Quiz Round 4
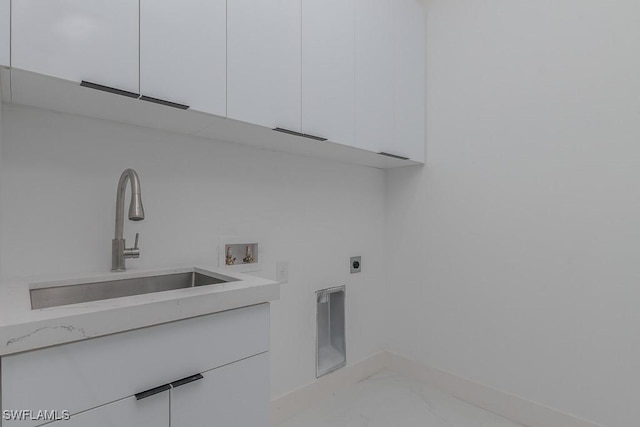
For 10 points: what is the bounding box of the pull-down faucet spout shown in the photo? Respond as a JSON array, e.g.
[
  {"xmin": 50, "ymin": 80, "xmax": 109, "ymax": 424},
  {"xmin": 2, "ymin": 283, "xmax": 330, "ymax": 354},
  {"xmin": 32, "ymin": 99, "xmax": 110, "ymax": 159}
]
[{"xmin": 112, "ymin": 169, "xmax": 145, "ymax": 271}]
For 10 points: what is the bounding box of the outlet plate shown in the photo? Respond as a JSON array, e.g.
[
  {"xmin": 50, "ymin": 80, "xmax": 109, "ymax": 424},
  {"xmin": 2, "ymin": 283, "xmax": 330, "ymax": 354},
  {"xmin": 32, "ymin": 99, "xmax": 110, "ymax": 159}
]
[
  {"xmin": 350, "ymin": 256, "xmax": 361, "ymax": 274},
  {"xmin": 276, "ymin": 261, "xmax": 289, "ymax": 283}
]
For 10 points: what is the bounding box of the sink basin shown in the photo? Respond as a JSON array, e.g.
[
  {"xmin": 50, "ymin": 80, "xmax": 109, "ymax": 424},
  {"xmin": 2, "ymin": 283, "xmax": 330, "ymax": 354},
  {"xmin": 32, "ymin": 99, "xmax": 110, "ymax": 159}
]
[{"xmin": 30, "ymin": 270, "xmax": 238, "ymax": 309}]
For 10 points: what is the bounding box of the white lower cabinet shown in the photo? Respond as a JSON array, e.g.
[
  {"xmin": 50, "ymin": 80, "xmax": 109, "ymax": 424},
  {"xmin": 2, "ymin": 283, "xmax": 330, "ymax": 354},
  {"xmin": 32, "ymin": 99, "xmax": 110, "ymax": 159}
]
[
  {"xmin": 172, "ymin": 352, "xmax": 269, "ymax": 427},
  {"xmin": 1, "ymin": 304, "xmax": 270, "ymax": 427},
  {"xmin": 44, "ymin": 392, "xmax": 169, "ymax": 427},
  {"xmin": 45, "ymin": 353, "xmax": 268, "ymax": 427}
]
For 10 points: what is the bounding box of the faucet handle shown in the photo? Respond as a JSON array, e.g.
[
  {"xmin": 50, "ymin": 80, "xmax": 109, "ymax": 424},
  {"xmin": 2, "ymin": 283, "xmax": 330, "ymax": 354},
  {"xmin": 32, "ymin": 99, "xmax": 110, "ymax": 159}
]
[{"xmin": 124, "ymin": 233, "xmax": 141, "ymax": 259}]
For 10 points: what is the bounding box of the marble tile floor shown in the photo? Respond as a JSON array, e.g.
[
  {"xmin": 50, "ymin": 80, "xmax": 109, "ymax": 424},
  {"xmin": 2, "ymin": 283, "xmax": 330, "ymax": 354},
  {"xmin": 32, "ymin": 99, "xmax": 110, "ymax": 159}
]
[{"xmin": 278, "ymin": 370, "xmax": 525, "ymax": 427}]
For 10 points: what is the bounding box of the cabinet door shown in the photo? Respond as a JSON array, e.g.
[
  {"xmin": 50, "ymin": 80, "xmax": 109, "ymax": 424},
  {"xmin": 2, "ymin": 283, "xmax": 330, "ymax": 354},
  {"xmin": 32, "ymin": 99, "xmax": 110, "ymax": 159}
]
[
  {"xmin": 354, "ymin": 0, "xmax": 394, "ymax": 155},
  {"xmin": 227, "ymin": 0, "xmax": 301, "ymax": 131},
  {"xmin": 394, "ymin": 0, "xmax": 425, "ymax": 162},
  {"xmin": 12, "ymin": 0, "xmax": 138, "ymax": 93},
  {"xmin": 302, "ymin": 0, "xmax": 355, "ymax": 144},
  {"xmin": 0, "ymin": 0, "xmax": 8, "ymax": 67},
  {"xmin": 140, "ymin": 0, "xmax": 226, "ymax": 115},
  {"xmin": 34, "ymin": 393, "xmax": 168, "ymax": 427},
  {"xmin": 171, "ymin": 352, "xmax": 269, "ymax": 427}
]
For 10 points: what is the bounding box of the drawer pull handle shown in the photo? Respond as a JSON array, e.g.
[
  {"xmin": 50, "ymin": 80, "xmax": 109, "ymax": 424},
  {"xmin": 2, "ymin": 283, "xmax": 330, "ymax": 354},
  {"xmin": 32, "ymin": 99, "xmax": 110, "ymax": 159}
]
[
  {"xmin": 378, "ymin": 152, "xmax": 410, "ymax": 160},
  {"xmin": 80, "ymin": 81, "xmax": 140, "ymax": 99},
  {"xmin": 171, "ymin": 373, "xmax": 204, "ymax": 389},
  {"xmin": 140, "ymin": 95, "xmax": 190, "ymax": 110},
  {"xmin": 135, "ymin": 384, "xmax": 171, "ymax": 401},
  {"xmin": 273, "ymin": 127, "xmax": 328, "ymax": 142},
  {"xmin": 134, "ymin": 373, "xmax": 203, "ymax": 400}
]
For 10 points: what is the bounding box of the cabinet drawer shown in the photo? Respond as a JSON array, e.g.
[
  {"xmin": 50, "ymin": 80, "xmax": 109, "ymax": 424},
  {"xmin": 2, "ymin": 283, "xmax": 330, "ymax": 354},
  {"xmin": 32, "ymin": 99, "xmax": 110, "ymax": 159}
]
[
  {"xmin": 37, "ymin": 390, "xmax": 169, "ymax": 427},
  {"xmin": 2, "ymin": 303, "xmax": 269, "ymax": 427},
  {"xmin": 171, "ymin": 352, "xmax": 269, "ymax": 427}
]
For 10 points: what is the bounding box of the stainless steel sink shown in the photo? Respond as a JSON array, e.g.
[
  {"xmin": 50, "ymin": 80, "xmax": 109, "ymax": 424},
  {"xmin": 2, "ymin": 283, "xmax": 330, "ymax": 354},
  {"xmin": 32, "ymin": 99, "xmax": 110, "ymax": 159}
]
[{"xmin": 30, "ymin": 271, "xmax": 237, "ymax": 309}]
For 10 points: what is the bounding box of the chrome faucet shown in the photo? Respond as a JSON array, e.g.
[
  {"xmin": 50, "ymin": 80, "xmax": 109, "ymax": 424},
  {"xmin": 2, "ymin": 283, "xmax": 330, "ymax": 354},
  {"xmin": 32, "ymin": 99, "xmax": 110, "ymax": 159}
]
[{"xmin": 112, "ymin": 169, "xmax": 145, "ymax": 271}]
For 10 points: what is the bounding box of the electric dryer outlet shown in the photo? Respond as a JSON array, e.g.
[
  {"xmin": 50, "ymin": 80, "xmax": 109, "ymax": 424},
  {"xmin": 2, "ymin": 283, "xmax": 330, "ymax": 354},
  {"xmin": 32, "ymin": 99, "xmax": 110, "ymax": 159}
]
[{"xmin": 350, "ymin": 256, "xmax": 361, "ymax": 274}]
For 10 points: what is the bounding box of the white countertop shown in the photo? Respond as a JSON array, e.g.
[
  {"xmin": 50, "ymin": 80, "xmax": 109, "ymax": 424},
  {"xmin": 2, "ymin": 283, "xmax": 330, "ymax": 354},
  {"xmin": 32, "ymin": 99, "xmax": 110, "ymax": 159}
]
[{"xmin": 0, "ymin": 266, "xmax": 280, "ymax": 356}]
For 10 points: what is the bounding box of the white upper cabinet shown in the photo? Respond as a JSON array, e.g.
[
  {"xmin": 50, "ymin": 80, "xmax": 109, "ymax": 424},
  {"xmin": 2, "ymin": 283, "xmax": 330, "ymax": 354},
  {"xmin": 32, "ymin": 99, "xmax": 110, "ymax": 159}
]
[
  {"xmin": 0, "ymin": 0, "xmax": 9, "ymax": 67},
  {"xmin": 394, "ymin": 0, "xmax": 425, "ymax": 162},
  {"xmin": 12, "ymin": 0, "xmax": 139, "ymax": 94},
  {"xmin": 140, "ymin": 0, "xmax": 226, "ymax": 115},
  {"xmin": 5, "ymin": 0, "xmax": 425, "ymax": 167},
  {"xmin": 354, "ymin": 0, "xmax": 395, "ymax": 155},
  {"xmin": 227, "ymin": 0, "xmax": 301, "ymax": 131},
  {"xmin": 302, "ymin": 0, "xmax": 355, "ymax": 144}
]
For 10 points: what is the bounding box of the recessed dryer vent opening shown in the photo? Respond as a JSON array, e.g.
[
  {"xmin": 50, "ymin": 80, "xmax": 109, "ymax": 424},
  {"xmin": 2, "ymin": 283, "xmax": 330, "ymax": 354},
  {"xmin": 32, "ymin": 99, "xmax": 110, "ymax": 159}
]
[{"xmin": 316, "ymin": 285, "xmax": 346, "ymax": 378}]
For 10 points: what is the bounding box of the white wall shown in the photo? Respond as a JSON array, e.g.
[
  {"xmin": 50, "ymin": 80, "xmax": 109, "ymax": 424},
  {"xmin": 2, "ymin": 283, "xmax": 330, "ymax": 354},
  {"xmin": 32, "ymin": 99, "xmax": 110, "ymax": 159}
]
[
  {"xmin": 0, "ymin": 104, "xmax": 388, "ymax": 399},
  {"xmin": 0, "ymin": 91, "xmax": 3, "ymax": 276},
  {"xmin": 387, "ymin": 1, "xmax": 640, "ymax": 426}
]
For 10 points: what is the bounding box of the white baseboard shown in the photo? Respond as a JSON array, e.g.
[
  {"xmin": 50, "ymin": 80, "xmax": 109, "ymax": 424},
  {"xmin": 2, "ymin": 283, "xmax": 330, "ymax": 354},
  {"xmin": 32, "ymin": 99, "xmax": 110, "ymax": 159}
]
[
  {"xmin": 270, "ymin": 352, "xmax": 389, "ymax": 426},
  {"xmin": 386, "ymin": 353, "xmax": 601, "ymax": 427},
  {"xmin": 271, "ymin": 351, "xmax": 601, "ymax": 427}
]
